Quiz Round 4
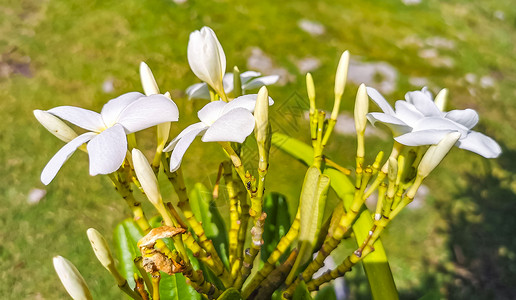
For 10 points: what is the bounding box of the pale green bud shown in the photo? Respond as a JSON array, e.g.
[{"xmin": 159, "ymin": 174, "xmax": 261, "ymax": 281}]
[
  {"xmin": 434, "ymin": 88, "xmax": 448, "ymax": 111},
  {"xmin": 53, "ymin": 256, "xmax": 93, "ymax": 300},
  {"xmin": 86, "ymin": 228, "xmax": 125, "ymax": 286},
  {"xmin": 306, "ymin": 73, "xmax": 316, "ymax": 115},
  {"xmin": 354, "ymin": 83, "xmax": 369, "ymax": 134},
  {"xmin": 132, "ymin": 148, "xmax": 161, "ymax": 206},
  {"xmin": 254, "ymin": 86, "xmax": 269, "ymax": 144},
  {"xmin": 34, "ymin": 110, "xmax": 78, "ymax": 143},
  {"xmin": 418, "ymin": 132, "xmax": 460, "ymax": 178},
  {"xmin": 387, "ymin": 157, "xmax": 398, "ymax": 182},
  {"xmin": 139, "ymin": 62, "xmax": 160, "ymax": 96},
  {"xmin": 334, "ymin": 50, "xmax": 350, "ymax": 97}
]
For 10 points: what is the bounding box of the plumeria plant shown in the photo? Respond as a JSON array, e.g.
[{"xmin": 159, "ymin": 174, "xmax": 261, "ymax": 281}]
[{"xmin": 36, "ymin": 26, "xmax": 501, "ymax": 300}]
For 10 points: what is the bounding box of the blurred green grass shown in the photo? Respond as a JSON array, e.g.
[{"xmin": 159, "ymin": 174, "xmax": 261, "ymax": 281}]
[{"xmin": 1, "ymin": 0, "xmax": 515, "ymax": 299}]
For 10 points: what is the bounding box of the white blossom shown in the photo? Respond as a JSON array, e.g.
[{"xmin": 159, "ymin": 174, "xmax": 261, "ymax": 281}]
[
  {"xmin": 163, "ymin": 94, "xmax": 273, "ymax": 172},
  {"xmin": 38, "ymin": 92, "xmax": 179, "ymax": 184},
  {"xmin": 366, "ymin": 87, "xmax": 501, "ymax": 158},
  {"xmin": 187, "ymin": 26, "xmax": 226, "ymax": 96}
]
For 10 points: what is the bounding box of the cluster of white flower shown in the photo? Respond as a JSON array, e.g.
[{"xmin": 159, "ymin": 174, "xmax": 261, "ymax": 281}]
[{"xmin": 35, "ymin": 26, "xmax": 500, "ymax": 186}]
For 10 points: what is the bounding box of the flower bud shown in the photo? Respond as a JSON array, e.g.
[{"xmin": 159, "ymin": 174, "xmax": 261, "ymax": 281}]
[
  {"xmin": 306, "ymin": 73, "xmax": 316, "ymax": 115},
  {"xmin": 434, "ymin": 88, "xmax": 448, "ymax": 112},
  {"xmin": 418, "ymin": 132, "xmax": 461, "ymax": 178},
  {"xmin": 53, "ymin": 256, "xmax": 92, "ymax": 300},
  {"xmin": 332, "ymin": 50, "xmax": 350, "ymax": 120},
  {"xmin": 86, "ymin": 228, "xmax": 125, "ymax": 286},
  {"xmin": 132, "ymin": 148, "xmax": 161, "ymax": 206},
  {"xmin": 34, "ymin": 110, "xmax": 78, "ymax": 143},
  {"xmin": 187, "ymin": 26, "xmax": 226, "ymax": 97},
  {"xmin": 139, "ymin": 62, "xmax": 160, "ymax": 96},
  {"xmin": 254, "ymin": 86, "xmax": 269, "ymax": 144},
  {"xmin": 387, "ymin": 157, "xmax": 398, "ymax": 183},
  {"xmin": 354, "ymin": 84, "xmax": 369, "ymax": 134}
]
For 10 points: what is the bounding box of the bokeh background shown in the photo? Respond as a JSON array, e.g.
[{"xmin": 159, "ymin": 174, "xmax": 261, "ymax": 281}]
[{"xmin": 1, "ymin": 0, "xmax": 515, "ymax": 299}]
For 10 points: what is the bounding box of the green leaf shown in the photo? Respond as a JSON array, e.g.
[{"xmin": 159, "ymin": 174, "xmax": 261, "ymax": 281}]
[
  {"xmin": 314, "ymin": 285, "xmax": 337, "ymax": 300},
  {"xmin": 113, "ymin": 218, "xmax": 143, "ymax": 289},
  {"xmin": 272, "ymin": 132, "xmax": 398, "ymax": 300},
  {"xmin": 288, "ymin": 167, "xmax": 330, "ymax": 283},
  {"xmin": 261, "ymin": 193, "xmax": 291, "ymax": 262},
  {"xmin": 189, "ymin": 182, "xmax": 230, "ymax": 268},
  {"xmin": 217, "ymin": 288, "xmax": 243, "ymax": 300},
  {"xmin": 293, "ymin": 281, "xmax": 313, "ymax": 300},
  {"xmin": 271, "ymin": 132, "xmax": 313, "ymax": 165},
  {"xmin": 159, "ymin": 271, "xmax": 201, "ymax": 300}
]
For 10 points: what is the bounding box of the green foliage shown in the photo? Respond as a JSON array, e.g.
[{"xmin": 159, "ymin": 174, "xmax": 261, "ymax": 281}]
[
  {"xmin": 261, "ymin": 193, "xmax": 291, "ymax": 262},
  {"xmin": 159, "ymin": 271, "xmax": 202, "ymax": 300},
  {"xmin": 113, "ymin": 218, "xmax": 143, "ymax": 289},
  {"xmin": 216, "ymin": 288, "xmax": 243, "ymax": 300},
  {"xmin": 293, "ymin": 281, "xmax": 313, "ymax": 300},
  {"xmin": 189, "ymin": 183, "xmax": 230, "ymax": 268},
  {"xmin": 314, "ymin": 285, "xmax": 337, "ymax": 300}
]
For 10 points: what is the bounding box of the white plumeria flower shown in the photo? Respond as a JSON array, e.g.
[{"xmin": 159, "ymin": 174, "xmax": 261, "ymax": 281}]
[
  {"xmin": 38, "ymin": 92, "xmax": 179, "ymax": 185},
  {"xmin": 163, "ymin": 94, "xmax": 274, "ymax": 172},
  {"xmin": 366, "ymin": 87, "xmax": 501, "ymax": 158},
  {"xmin": 185, "ymin": 71, "xmax": 280, "ymax": 100},
  {"xmin": 187, "ymin": 26, "xmax": 226, "ymax": 97}
]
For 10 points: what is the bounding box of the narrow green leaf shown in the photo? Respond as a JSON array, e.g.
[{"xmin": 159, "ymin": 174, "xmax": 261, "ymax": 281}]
[
  {"xmin": 288, "ymin": 167, "xmax": 330, "ymax": 282},
  {"xmin": 217, "ymin": 288, "xmax": 243, "ymax": 300},
  {"xmin": 271, "ymin": 132, "xmax": 313, "ymax": 165},
  {"xmin": 189, "ymin": 182, "xmax": 229, "ymax": 268},
  {"xmin": 113, "ymin": 218, "xmax": 143, "ymax": 289},
  {"xmin": 261, "ymin": 193, "xmax": 291, "ymax": 262},
  {"xmin": 293, "ymin": 281, "xmax": 313, "ymax": 300}
]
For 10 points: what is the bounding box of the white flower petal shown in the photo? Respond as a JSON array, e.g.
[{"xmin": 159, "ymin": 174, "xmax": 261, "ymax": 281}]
[
  {"xmin": 457, "ymin": 131, "xmax": 502, "ymax": 158},
  {"xmin": 197, "ymin": 101, "xmax": 227, "ymax": 125},
  {"xmin": 366, "ymin": 87, "xmax": 396, "ymax": 115},
  {"xmin": 41, "ymin": 133, "xmax": 97, "ymax": 185},
  {"xmin": 187, "ymin": 27, "xmax": 226, "ymax": 90},
  {"xmin": 100, "ymin": 92, "xmax": 144, "ymax": 127},
  {"xmin": 243, "ymin": 75, "xmax": 280, "ymax": 91},
  {"xmin": 169, "ymin": 125, "xmax": 208, "ymax": 172},
  {"xmin": 222, "ymin": 73, "xmax": 234, "ymax": 94},
  {"xmin": 240, "ymin": 71, "xmax": 262, "ymax": 84},
  {"xmin": 413, "ymin": 117, "xmax": 468, "ymax": 136},
  {"xmin": 87, "ymin": 124, "xmax": 127, "ymax": 176},
  {"xmin": 186, "ymin": 83, "xmax": 211, "ymax": 100},
  {"xmin": 394, "ymin": 129, "xmax": 456, "ymax": 146},
  {"xmin": 48, "ymin": 106, "xmax": 105, "ymax": 132},
  {"xmin": 367, "ymin": 112, "xmax": 410, "ymax": 128},
  {"xmin": 405, "ymin": 91, "xmax": 442, "ymax": 117},
  {"xmin": 222, "ymin": 94, "xmax": 274, "ymax": 115},
  {"xmin": 117, "ymin": 94, "xmax": 179, "ymax": 133},
  {"xmin": 445, "ymin": 109, "xmax": 479, "ymax": 129},
  {"xmin": 201, "ymin": 108, "xmax": 255, "ymax": 143},
  {"xmin": 394, "ymin": 100, "xmax": 425, "ymax": 127},
  {"xmin": 163, "ymin": 123, "xmax": 208, "ymax": 152},
  {"xmin": 421, "ymin": 87, "xmax": 434, "ymax": 99}
]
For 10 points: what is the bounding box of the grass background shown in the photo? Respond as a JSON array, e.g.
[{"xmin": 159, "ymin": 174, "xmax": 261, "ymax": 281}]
[{"xmin": 1, "ymin": 0, "xmax": 515, "ymax": 299}]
